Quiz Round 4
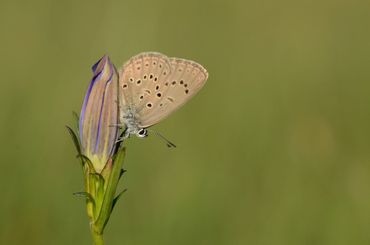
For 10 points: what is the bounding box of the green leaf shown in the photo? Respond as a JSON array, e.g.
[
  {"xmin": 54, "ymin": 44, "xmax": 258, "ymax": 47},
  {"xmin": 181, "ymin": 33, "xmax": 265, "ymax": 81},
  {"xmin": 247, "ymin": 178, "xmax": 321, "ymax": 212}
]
[
  {"xmin": 89, "ymin": 173, "xmax": 105, "ymax": 217},
  {"xmin": 90, "ymin": 173, "xmax": 105, "ymax": 200},
  {"xmin": 66, "ymin": 126, "xmax": 81, "ymax": 155},
  {"xmin": 75, "ymin": 191, "xmax": 95, "ymax": 220},
  {"xmin": 118, "ymin": 169, "xmax": 126, "ymax": 181},
  {"xmin": 66, "ymin": 126, "xmax": 86, "ymax": 168},
  {"xmin": 90, "ymin": 173, "xmax": 105, "ymax": 184},
  {"xmin": 72, "ymin": 111, "xmax": 80, "ymax": 135},
  {"xmin": 94, "ymin": 147, "xmax": 126, "ymax": 233},
  {"xmin": 73, "ymin": 191, "xmax": 95, "ymax": 205},
  {"xmin": 112, "ymin": 188, "xmax": 127, "ymax": 211},
  {"xmin": 77, "ymin": 154, "xmax": 96, "ymax": 173}
]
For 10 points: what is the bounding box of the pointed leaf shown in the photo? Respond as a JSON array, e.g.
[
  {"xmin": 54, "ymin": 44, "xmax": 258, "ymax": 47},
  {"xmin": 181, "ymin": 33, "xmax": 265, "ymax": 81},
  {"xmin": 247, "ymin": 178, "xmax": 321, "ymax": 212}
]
[
  {"xmin": 73, "ymin": 192, "xmax": 95, "ymax": 205},
  {"xmin": 89, "ymin": 173, "xmax": 105, "ymax": 184},
  {"xmin": 66, "ymin": 126, "xmax": 86, "ymax": 168},
  {"xmin": 66, "ymin": 126, "xmax": 82, "ymax": 155},
  {"xmin": 89, "ymin": 172, "xmax": 105, "ymax": 217},
  {"xmin": 77, "ymin": 154, "xmax": 96, "ymax": 173},
  {"xmin": 90, "ymin": 173, "xmax": 105, "ymax": 201},
  {"xmin": 118, "ymin": 169, "xmax": 126, "ymax": 181},
  {"xmin": 72, "ymin": 111, "xmax": 80, "ymax": 135},
  {"xmin": 112, "ymin": 189, "xmax": 127, "ymax": 211},
  {"xmin": 74, "ymin": 191, "xmax": 95, "ymax": 220}
]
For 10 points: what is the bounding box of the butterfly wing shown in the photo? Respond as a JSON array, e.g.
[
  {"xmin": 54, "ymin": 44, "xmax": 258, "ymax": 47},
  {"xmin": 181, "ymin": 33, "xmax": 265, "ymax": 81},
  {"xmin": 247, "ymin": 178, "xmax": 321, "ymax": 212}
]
[
  {"xmin": 137, "ymin": 57, "xmax": 208, "ymax": 128},
  {"xmin": 119, "ymin": 52, "xmax": 208, "ymax": 128},
  {"xmin": 118, "ymin": 52, "xmax": 172, "ymax": 118}
]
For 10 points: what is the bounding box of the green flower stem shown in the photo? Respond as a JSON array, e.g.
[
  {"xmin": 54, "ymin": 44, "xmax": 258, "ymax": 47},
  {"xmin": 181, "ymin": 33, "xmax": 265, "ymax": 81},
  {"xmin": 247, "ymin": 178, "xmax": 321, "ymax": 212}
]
[
  {"xmin": 67, "ymin": 126, "xmax": 126, "ymax": 245},
  {"xmin": 87, "ymin": 147, "xmax": 126, "ymax": 245},
  {"xmin": 91, "ymin": 228, "xmax": 104, "ymax": 245}
]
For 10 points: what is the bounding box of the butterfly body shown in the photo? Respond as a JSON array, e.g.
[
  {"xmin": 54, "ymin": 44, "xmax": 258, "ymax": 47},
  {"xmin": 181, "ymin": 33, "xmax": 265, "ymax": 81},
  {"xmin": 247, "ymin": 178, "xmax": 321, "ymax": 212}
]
[
  {"xmin": 121, "ymin": 105, "xmax": 148, "ymax": 138},
  {"xmin": 118, "ymin": 52, "xmax": 208, "ymax": 139}
]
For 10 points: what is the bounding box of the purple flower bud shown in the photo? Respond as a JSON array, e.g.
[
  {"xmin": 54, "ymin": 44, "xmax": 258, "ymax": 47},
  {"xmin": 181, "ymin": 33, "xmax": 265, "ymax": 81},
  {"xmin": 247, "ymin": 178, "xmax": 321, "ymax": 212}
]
[{"xmin": 79, "ymin": 55, "xmax": 119, "ymax": 172}]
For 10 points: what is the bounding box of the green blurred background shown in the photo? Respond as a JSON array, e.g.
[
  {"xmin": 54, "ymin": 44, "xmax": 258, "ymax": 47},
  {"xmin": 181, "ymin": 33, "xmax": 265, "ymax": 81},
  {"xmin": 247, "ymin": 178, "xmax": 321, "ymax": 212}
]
[{"xmin": 1, "ymin": 0, "xmax": 370, "ymax": 244}]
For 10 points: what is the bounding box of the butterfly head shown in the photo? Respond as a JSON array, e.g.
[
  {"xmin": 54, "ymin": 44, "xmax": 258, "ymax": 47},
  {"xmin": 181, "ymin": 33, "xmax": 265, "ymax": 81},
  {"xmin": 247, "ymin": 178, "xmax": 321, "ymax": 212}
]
[
  {"xmin": 121, "ymin": 106, "xmax": 148, "ymax": 139},
  {"xmin": 122, "ymin": 123, "xmax": 148, "ymax": 139},
  {"xmin": 137, "ymin": 128, "xmax": 148, "ymax": 138}
]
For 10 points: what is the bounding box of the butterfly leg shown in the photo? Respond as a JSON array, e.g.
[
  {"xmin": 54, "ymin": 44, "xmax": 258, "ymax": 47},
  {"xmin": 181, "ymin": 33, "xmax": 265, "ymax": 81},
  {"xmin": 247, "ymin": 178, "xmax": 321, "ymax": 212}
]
[
  {"xmin": 109, "ymin": 124, "xmax": 123, "ymax": 129},
  {"xmin": 115, "ymin": 127, "xmax": 130, "ymax": 144}
]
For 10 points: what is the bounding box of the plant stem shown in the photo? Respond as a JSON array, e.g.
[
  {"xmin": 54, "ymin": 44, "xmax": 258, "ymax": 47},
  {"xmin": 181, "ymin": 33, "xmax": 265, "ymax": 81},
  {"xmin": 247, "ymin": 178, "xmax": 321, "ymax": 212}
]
[{"xmin": 91, "ymin": 228, "xmax": 104, "ymax": 245}]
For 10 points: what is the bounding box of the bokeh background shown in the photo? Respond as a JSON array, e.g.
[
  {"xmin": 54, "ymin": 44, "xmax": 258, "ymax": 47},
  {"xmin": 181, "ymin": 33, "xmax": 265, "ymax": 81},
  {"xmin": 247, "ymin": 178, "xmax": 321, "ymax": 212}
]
[{"xmin": 1, "ymin": 0, "xmax": 370, "ymax": 244}]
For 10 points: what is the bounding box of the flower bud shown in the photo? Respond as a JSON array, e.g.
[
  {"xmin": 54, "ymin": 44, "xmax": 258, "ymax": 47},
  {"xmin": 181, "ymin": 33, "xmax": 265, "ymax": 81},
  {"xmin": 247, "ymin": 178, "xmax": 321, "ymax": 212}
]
[{"xmin": 79, "ymin": 55, "xmax": 119, "ymax": 172}]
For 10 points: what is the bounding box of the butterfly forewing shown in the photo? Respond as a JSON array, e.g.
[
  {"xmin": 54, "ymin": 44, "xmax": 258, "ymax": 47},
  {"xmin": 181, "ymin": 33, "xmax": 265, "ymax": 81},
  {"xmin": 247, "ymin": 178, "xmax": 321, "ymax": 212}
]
[
  {"xmin": 119, "ymin": 52, "xmax": 171, "ymax": 113},
  {"xmin": 119, "ymin": 52, "xmax": 208, "ymax": 129}
]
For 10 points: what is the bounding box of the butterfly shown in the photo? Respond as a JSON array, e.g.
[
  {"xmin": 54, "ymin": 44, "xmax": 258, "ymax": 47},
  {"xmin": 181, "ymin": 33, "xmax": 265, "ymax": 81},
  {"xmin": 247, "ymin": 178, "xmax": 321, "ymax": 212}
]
[{"xmin": 117, "ymin": 52, "xmax": 208, "ymax": 145}]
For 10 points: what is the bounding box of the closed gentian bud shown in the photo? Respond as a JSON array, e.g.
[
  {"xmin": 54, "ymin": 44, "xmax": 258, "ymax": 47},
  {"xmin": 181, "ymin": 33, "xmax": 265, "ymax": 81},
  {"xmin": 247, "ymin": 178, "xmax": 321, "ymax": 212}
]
[{"xmin": 79, "ymin": 55, "xmax": 119, "ymax": 173}]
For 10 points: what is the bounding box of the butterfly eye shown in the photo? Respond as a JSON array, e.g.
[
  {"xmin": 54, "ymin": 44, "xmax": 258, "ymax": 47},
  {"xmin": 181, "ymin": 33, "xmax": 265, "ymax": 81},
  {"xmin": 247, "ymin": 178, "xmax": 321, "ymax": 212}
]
[{"xmin": 137, "ymin": 129, "xmax": 148, "ymax": 138}]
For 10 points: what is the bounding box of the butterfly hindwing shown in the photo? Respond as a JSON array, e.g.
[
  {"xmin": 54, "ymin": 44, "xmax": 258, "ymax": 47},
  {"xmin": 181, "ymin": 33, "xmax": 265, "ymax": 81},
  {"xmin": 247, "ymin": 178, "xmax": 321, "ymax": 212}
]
[{"xmin": 137, "ymin": 57, "xmax": 208, "ymax": 127}]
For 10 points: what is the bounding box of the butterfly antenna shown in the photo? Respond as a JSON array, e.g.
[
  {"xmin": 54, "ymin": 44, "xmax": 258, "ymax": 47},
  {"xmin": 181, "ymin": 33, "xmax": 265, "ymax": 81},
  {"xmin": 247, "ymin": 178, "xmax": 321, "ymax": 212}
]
[{"xmin": 148, "ymin": 129, "xmax": 176, "ymax": 148}]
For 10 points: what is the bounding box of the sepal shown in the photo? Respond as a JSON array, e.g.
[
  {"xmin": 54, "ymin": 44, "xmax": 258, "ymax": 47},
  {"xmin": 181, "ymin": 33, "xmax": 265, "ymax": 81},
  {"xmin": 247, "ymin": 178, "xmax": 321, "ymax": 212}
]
[
  {"xmin": 66, "ymin": 126, "xmax": 82, "ymax": 160},
  {"xmin": 94, "ymin": 147, "xmax": 126, "ymax": 232},
  {"xmin": 76, "ymin": 154, "xmax": 95, "ymax": 172}
]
